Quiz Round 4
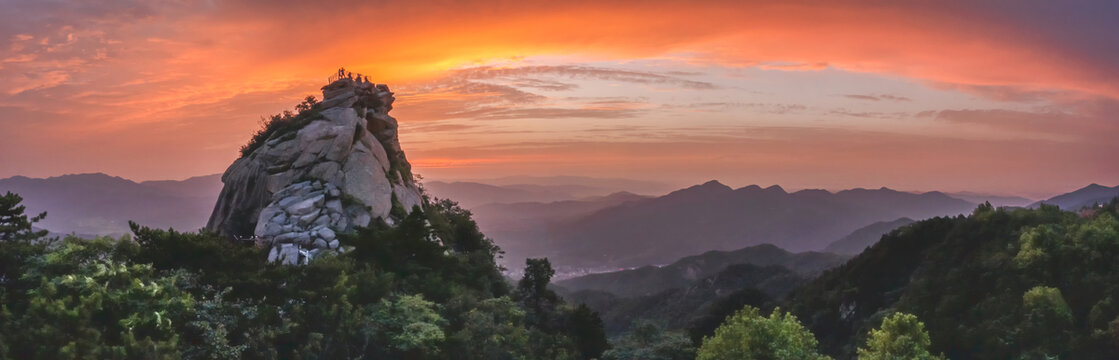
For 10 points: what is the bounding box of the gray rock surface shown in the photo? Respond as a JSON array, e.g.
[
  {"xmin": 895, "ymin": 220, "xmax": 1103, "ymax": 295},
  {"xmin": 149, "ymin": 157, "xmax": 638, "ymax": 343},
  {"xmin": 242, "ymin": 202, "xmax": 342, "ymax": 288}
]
[{"xmin": 206, "ymin": 76, "xmax": 426, "ymax": 264}]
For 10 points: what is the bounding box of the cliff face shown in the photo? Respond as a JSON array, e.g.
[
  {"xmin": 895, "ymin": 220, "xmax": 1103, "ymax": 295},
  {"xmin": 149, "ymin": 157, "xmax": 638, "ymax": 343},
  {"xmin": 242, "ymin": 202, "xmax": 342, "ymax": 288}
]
[{"xmin": 206, "ymin": 77, "xmax": 424, "ymax": 264}]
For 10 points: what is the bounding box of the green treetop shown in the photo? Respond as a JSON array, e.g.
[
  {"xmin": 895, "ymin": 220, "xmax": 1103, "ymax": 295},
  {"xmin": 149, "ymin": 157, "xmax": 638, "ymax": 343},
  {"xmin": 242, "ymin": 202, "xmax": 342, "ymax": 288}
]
[
  {"xmin": 857, "ymin": 312, "xmax": 943, "ymax": 360},
  {"xmin": 697, "ymin": 306, "xmax": 830, "ymax": 360}
]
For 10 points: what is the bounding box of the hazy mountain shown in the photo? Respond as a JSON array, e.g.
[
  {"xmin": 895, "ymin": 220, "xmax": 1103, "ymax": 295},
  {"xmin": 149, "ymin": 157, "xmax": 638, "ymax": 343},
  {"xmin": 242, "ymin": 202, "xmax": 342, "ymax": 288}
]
[
  {"xmin": 1030, "ymin": 183, "xmax": 1119, "ymax": 210},
  {"xmin": 823, "ymin": 217, "xmax": 916, "ymax": 255},
  {"xmin": 469, "ymin": 192, "xmax": 649, "ymax": 272},
  {"xmin": 543, "ymin": 180, "xmax": 975, "ymax": 270},
  {"xmin": 140, "ymin": 174, "xmax": 225, "ymax": 198},
  {"xmin": 555, "ymin": 244, "xmax": 847, "ymax": 298},
  {"xmin": 423, "ymin": 181, "xmax": 582, "ymax": 208},
  {"xmin": 0, "ymin": 173, "xmax": 221, "ymax": 235},
  {"xmin": 464, "ymin": 175, "xmax": 677, "ymax": 196},
  {"xmin": 423, "ymin": 176, "xmax": 673, "ymax": 209},
  {"xmin": 472, "ymin": 192, "xmax": 648, "ymax": 234},
  {"xmin": 500, "ymin": 183, "xmax": 607, "ymax": 198},
  {"xmin": 945, "ymin": 191, "xmax": 1033, "ymax": 207}
]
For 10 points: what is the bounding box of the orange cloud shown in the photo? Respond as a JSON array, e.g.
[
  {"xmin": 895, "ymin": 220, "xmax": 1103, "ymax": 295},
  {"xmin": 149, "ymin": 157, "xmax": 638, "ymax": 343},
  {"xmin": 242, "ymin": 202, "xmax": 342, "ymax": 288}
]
[
  {"xmin": 1, "ymin": 0, "xmax": 1117, "ymax": 196},
  {"xmin": 14, "ymin": 1, "xmax": 1105, "ymax": 97}
]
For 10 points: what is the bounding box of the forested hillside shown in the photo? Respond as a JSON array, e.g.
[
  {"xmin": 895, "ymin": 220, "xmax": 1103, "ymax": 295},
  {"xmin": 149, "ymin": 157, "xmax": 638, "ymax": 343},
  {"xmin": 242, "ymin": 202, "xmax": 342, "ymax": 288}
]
[
  {"xmin": 564, "ymin": 263, "xmax": 805, "ymax": 335},
  {"xmin": 0, "ymin": 192, "xmax": 608, "ymax": 359},
  {"xmin": 787, "ymin": 200, "xmax": 1119, "ymax": 359},
  {"xmin": 556, "ymin": 244, "xmax": 845, "ymax": 297}
]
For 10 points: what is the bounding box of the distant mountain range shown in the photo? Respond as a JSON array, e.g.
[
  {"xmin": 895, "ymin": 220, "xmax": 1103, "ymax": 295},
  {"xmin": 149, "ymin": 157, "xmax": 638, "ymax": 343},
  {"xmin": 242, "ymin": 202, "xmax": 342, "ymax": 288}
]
[
  {"xmin": 943, "ymin": 191, "xmax": 1033, "ymax": 207},
  {"xmin": 452, "ymin": 175, "xmax": 676, "ymax": 196},
  {"xmin": 468, "ymin": 192, "xmax": 650, "ymax": 272},
  {"xmin": 5, "ymin": 171, "xmax": 1112, "ymax": 275},
  {"xmin": 555, "ymin": 244, "xmax": 846, "ymax": 298},
  {"xmin": 424, "ymin": 181, "xmax": 599, "ymax": 209},
  {"xmin": 1030, "ymin": 183, "xmax": 1119, "ymax": 210},
  {"xmin": 0, "ymin": 173, "xmax": 222, "ymax": 235},
  {"xmin": 423, "ymin": 176, "xmax": 675, "ymax": 209},
  {"xmin": 823, "ymin": 217, "xmax": 916, "ymax": 255},
  {"xmin": 534, "ymin": 181, "xmax": 976, "ymax": 270}
]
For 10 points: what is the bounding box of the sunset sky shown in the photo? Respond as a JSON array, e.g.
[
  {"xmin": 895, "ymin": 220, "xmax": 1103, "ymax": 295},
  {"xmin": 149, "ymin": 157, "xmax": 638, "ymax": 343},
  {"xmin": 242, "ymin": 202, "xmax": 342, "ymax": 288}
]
[{"xmin": 1, "ymin": 0, "xmax": 1117, "ymax": 198}]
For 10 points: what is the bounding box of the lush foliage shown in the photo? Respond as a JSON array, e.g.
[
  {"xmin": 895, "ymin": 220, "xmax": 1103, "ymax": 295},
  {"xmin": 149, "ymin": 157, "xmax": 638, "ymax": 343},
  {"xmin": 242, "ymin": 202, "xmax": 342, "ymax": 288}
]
[
  {"xmin": 857, "ymin": 312, "xmax": 942, "ymax": 360},
  {"xmin": 0, "ymin": 193, "xmax": 606, "ymax": 359},
  {"xmin": 697, "ymin": 306, "xmax": 830, "ymax": 360},
  {"xmin": 601, "ymin": 321, "xmax": 695, "ymax": 360},
  {"xmin": 788, "ymin": 200, "xmax": 1119, "ymax": 359},
  {"xmin": 449, "ymin": 296, "xmax": 532, "ymax": 359},
  {"xmin": 10, "ymin": 239, "xmax": 194, "ymax": 359}
]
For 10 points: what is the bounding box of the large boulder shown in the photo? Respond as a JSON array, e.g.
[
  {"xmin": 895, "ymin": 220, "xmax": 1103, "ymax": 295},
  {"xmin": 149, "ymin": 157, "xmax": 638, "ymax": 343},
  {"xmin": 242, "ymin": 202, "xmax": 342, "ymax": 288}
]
[{"xmin": 206, "ymin": 76, "xmax": 426, "ymax": 264}]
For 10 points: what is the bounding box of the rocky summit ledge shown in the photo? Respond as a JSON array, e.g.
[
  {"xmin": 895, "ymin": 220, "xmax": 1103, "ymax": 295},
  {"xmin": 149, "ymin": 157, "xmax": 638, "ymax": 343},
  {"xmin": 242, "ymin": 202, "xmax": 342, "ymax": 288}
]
[{"xmin": 206, "ymin": 73, "xmax": 425, "ymax": 265}]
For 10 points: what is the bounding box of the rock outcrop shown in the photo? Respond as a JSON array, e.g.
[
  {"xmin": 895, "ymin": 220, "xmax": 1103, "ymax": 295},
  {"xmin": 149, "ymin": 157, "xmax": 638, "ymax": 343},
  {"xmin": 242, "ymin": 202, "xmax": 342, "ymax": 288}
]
[{"xmin": 206, "ymin": 76, "xmax": 424, "ymax": 264}]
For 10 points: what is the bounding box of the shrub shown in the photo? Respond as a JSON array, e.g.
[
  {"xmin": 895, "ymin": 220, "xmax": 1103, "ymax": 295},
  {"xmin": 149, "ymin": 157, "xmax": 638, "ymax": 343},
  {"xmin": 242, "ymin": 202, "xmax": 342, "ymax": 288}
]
[{"xmin": 239, "ymin": 96, "xmax": 321, "ymax": 158}]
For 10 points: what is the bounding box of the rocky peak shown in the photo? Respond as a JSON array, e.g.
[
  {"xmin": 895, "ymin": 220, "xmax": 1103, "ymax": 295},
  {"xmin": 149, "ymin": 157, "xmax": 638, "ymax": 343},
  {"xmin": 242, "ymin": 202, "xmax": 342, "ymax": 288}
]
[{"xmin": 206, "ymin": 72, "xmax": 424, "ymax": 264}]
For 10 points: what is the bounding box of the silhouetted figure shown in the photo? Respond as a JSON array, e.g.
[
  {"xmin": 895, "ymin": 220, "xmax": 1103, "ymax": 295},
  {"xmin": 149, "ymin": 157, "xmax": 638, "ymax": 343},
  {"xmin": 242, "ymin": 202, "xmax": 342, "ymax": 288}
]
[
  {"xmin": 356, "ymin": 74, "xmax": 364, "ymax": 84},
  {"xmin": 364, "ymin": 75, "xmax": 370, "ymax": 83},
  {"xmin": 347, "ymin": 72, "xmax": 353, "ymax": 80},
  {"xmin": 337, "ymin": 67, "xmax": 346, "ymax": 79}
]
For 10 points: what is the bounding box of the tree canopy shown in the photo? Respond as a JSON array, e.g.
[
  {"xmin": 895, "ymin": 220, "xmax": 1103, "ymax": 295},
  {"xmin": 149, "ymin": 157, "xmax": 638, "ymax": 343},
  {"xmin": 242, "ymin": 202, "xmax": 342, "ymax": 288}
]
[
  {"xmin": 697, "ymin": 306, "xmax": 830, "ymax": 360},
  {"xmin": 857, "ymin": 312, "xmax": 942, "ymax": 360}
]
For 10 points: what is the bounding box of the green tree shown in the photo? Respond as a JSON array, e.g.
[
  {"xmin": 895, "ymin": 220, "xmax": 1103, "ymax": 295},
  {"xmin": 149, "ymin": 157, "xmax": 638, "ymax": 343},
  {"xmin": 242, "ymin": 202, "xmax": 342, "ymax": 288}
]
[
  {"xmin": 567, "ymin": 304, "xmax": 609, "ymax": 359},
  {"xmin": 0, "ymin": 193, "xmax": 53, "ymax": 358},
  {"xmin": 1019, "ymin": 286, "xmax": 1073, "ymax": 359},
  {"xmin": 129, "ymin": 222, "xmax": 267, "ymax": 298},
  {"xmin": 294, "ymin": 95, "xmax": 319, "ymax": 112},
  {"xmin": 451, "ymin": 297, "xmax": 531, "ymax": 360},
  {"xmin": 517, "ymin": 258, "xmax": 559, "ymax": 326},
  {"xmin": 526, "ymin": 330, "xmax": 576, "ymax": 360},
  {"xmin": 12, "ymin": 238, "xmax": 194, "ymax": 359},
  {"xmin": 697, "ymin": 306, "xmax": 830, "ymax": 360},
  {"xmin": 181, "ymin": 289, "xmax": 257, "ymax": 360},
  {"xmin": 371, "ymin": 294, "xmax": 446, "ymax": 358},
  {"xmin": 0, "ymin": 192, "xmax": 48, "ymax": 242},
  {"xmin": 602, "ymin": 320, "xmax": 695, "ymax": 360},
  {"xmin": 857, "ymin": 312, "xmax": 943, "ymax": 360},
  {"xmin": 0, "ymin": 192, "xmax": 50, "ymax": 307}
]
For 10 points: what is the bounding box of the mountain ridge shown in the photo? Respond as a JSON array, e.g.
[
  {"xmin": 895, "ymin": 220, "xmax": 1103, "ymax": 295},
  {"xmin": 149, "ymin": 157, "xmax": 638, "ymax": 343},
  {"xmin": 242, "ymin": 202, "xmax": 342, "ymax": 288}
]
[
  {"xmin": 542, "ymin": 180, "xmax": 976, "ymax": 269},
  {"xmin": 0, "ymin": 172, "xmax": 223, "ymax": 235},
  {"xmin": 555, "ymin": 243, "xmax": 847, "ymax": 298},
  {"xmin": 1029, "ymin": 183, "xmax": 1119, "ymax": 210},
  {"xmin": 823, "ymin": 217, "xmax": 916, "ymax": 255}
]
